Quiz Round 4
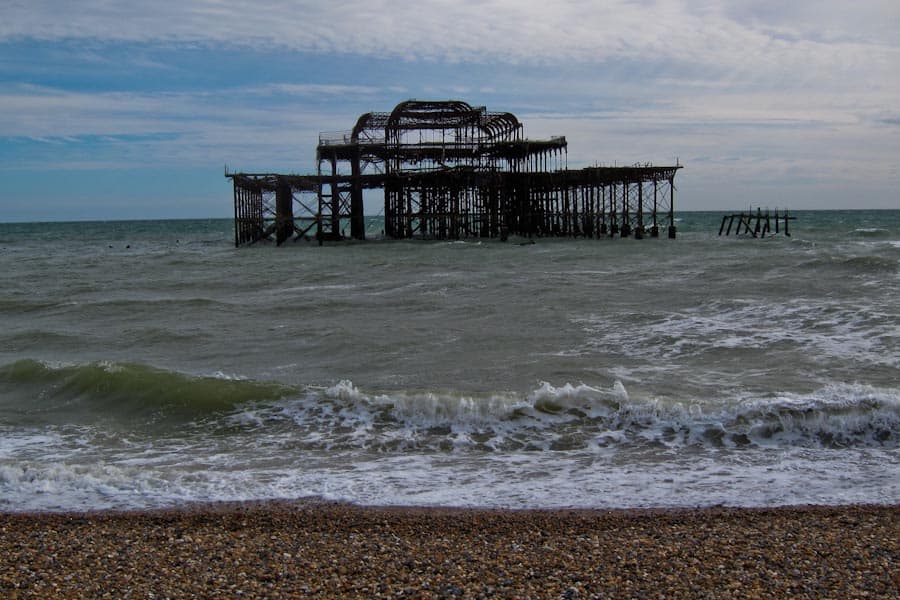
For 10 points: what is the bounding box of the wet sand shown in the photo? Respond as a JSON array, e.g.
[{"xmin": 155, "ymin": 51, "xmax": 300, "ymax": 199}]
[{"xmin": 1, "ymin": 502, "xmax": 897, "ymax": 598}]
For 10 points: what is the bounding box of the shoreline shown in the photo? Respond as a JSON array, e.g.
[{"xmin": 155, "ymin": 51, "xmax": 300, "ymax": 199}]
[
  {"xmin": 2, "ymin": 502, "xmax": 897, "ymax": 598},
  {"xmin": 3, "ymin": 497, "xmax": 898, "ymax": 517}
]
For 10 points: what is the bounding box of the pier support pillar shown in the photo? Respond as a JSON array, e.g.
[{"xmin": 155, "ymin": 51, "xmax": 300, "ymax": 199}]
[
  {"xmin": 350, "ymin": 148, "xmax": 365, "ymax": 240},
  {"xmin": 275, "ymin": 179, "xmax": 293, "ymax": 246},
  {"xmin": 635, "ymin": 183, "xmax": 644, "ymax": 239},
  {"xmin": 667, "ymin": 177, "xmax": 676, "ymax": 238},
  {"xmin": 620, "ymin": 183, "xmax": 631, "ymax": 237}
]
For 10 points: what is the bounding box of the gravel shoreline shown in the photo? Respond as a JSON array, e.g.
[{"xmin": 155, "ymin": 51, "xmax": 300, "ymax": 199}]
[{"xmin": 2, "ymin": 502, "xmax": 897, "ymax": 598}]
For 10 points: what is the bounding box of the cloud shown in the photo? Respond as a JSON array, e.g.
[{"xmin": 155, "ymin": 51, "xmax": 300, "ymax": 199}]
[
  {"xmin": 0, "ymin": 82, "xmax": 358, "ymax": 137},
  {"xmin": 721, "ymin": 0, "xmax": 900, "ymax": 45},
  {"xmin": 4, "ymin": 2, "xmax": 897, "ymax": 138},
  {"xmin": 1, "ymin": 2, "xmax": 898, "ymax": 212},
  {"xmin": 258, "ymin": 83, "xmax": 386, "ymax": 97},
  {"xmin": 0, "ymin": 83, "xmax": 355, "ymax": 173},
  {"xmin": 3, "ymin": 1, "xmax": 896, "ymax": 81}
]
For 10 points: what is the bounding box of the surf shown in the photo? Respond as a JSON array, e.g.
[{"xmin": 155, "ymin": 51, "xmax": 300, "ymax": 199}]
[{"xmin": 0, "ymin": 359, "xmax": 292, "ymax": 428}]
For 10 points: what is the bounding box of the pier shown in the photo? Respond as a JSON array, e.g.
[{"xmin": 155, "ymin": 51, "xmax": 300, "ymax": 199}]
[
  {"xmin": 227, "ymin": 100, "xmax": 682, "ymax": 246},
  {"xmin": 718, "ymin": 208, "xmax": 795, "ymax": 238}
]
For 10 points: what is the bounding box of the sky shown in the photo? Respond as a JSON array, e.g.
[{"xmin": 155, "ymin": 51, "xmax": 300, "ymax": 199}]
[{"xmin": 1, "ymin": 0, "xmax": 898, "ymax": 221}]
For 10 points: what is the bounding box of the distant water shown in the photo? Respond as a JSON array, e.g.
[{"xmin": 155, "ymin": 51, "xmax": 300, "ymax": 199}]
[{"xmin": 0, "ymin": 211, "xmax": 897, "ymax": 512}]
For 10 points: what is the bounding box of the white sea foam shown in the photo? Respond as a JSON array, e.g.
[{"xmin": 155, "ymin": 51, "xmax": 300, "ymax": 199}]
[
  {"xmin": 3, "ymin": 379, "xmax": 899, "ymax": 511},
  {"xmin": 211, "ymin": 371, "xmax": 248, "ymax": 381},
  {"xmin": 575, "ymin": 296, "xmax": 899, "ymax": 371},
  {"xmin": 214, "ymin": 379, "xmax": 900, "ymax": 458},
  {"xmin": 0, "ymin": 430, "xmax": 64, "ymax": 459},
  {"xmin": 385, "ymin": 391, "xmax": 526, "ymax": 427},
  {"xmin": 3, "ymin": 445, "xmax": 897, "ymax": 513},
  {"xmin": 324, "ymin": 379, "xmax": 364, "ymax": 402},
  {"xmin": 0, "ymin": 462, "xmax": 149, "ymax": 511}
]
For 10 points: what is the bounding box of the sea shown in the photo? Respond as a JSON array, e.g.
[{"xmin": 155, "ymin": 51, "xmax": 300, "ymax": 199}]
[{"xmin": 0, "ymin": 210, "xmax": 897, "ymax": 512}]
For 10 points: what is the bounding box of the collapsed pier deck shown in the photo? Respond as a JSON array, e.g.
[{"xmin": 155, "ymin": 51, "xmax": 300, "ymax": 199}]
[{"xmin": 228, "ymin": 100, "xmax": 682, "ymax": 245}]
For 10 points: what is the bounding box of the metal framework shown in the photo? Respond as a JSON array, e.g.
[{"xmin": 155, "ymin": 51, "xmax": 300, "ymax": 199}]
[{"xmin": 228, "ymin": 100, "xmax": 682, "ymax": 246}]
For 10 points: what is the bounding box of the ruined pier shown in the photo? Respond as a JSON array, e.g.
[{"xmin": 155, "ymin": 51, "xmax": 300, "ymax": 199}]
[
  {"xmin": 718, "ymin": 208, "xmax": 795, "ymax": 238},
  {"xmin": 228, "ymin": 100, "xmax": 682, "ymax": 246}
]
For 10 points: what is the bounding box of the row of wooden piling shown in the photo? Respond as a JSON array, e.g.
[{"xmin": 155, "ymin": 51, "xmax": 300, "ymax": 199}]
[
  {"xmin": 719, "ymin": 208, "xmax": 794, "ymax": 238},
  {"xmin": 229, "ymin": 168, "xmax": 680, "ymax": 245}
]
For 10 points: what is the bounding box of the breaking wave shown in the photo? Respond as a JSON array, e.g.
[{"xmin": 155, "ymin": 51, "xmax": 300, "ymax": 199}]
[
  {"xmin": 2, "ymin": 359, "xmax": 896, "ymax": 451},
  {"xmin": 233, "ymin": 379, "xmax": 899, "ymax": 452},
  {"xmin": 0, "ymin": 359, "xmax": 291, "ymax": 427},
  {"xmin": 1, "ymin": 360, "xmax": 898, "ymax": 512}
]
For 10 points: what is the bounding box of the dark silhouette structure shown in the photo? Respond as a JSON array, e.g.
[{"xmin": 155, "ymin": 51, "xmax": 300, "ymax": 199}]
[
  {"xmin": 719, "ymin": 208, "xmax": 794, "ymax": 237},
  {"xmin": 227, "ymin": 100, "xmax": 681, "ymax": 246}
]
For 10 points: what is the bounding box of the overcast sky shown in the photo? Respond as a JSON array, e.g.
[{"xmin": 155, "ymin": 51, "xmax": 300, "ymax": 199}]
[{"xmin": 1, "ymin": 0, "xmax": 898, "ymax": 221}]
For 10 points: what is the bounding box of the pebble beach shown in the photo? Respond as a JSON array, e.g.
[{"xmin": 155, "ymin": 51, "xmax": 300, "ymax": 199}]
[{"xmin": 1, "ymin": 502, "xmax": 897, "ymax": 598}]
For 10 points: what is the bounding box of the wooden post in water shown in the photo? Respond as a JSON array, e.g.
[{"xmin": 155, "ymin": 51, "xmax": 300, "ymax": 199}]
[
  {"xmin": 610, "ymin": 185, "xmax": 619, "ymax": 236},
  {"xmin": 600, "ymin": 185, "xmax": 608, "ymax": 235},
  {"xmin": 745, "ymin": 213, "xmax": 756, "ymax": 237},
  {"xmin": 621, "ymin": 182, "xmax": 631, "ymax": 237},
  {"xmin": 350, "ymin": 146, "xmax": 365, "ymax": 240},
  {"xmin": 667, "ymin": 176, "xmax": 676, "ymax": 238},
  {"xmin": 233, "ymin": 181, "xmax": 240, "ymax": 247},
  {"xmin": 635, "ymin": 182, "xmax": 644, "ymax": 239},
  {"xmin": 275, "ymin": 179, "xmax": 293, "ymax": 246}
]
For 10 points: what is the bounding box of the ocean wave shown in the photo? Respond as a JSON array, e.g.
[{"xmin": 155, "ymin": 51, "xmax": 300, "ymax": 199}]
[
  {"xmin": 77, "ymin": 297, "xmax": 232, "ymax": 310},
  {"xmin": 517, "ymin": 381, "xmax": 899, "ymax": 450},
  {"xmin": 1, "ymin": 372, "xmax": 898, "ymax": 513},
  {"xmin": 798, "ymin": 254, "xmax": 899, "ymax": 274},
  {"xmin": 849, "ymin": 227, "xmax": 895, "ymax": 239},
  {"xmin": 3, "ymin": 360, "xmax": 896, "ymax": 451},
  {"xmin": 574, "ymin": 298, "xmax": 899, "ymax": 371},
  {"xmin": 0, "ymin": 298, "xmax": 66, "ymax": 313},
  {"xmin": 228, "ymin": 379, "xmax": 900, "ymax": 452},
  {"xmin": 0, "ymin": 359, "xmax": 291, "ymax": 427},
  {"xmin": 0, "ymin": 461, "xmax": 179, "ymax": 512},
  {"xmin": 838, "ymin": 255, "xmax": 899, "ymax": 273}
]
